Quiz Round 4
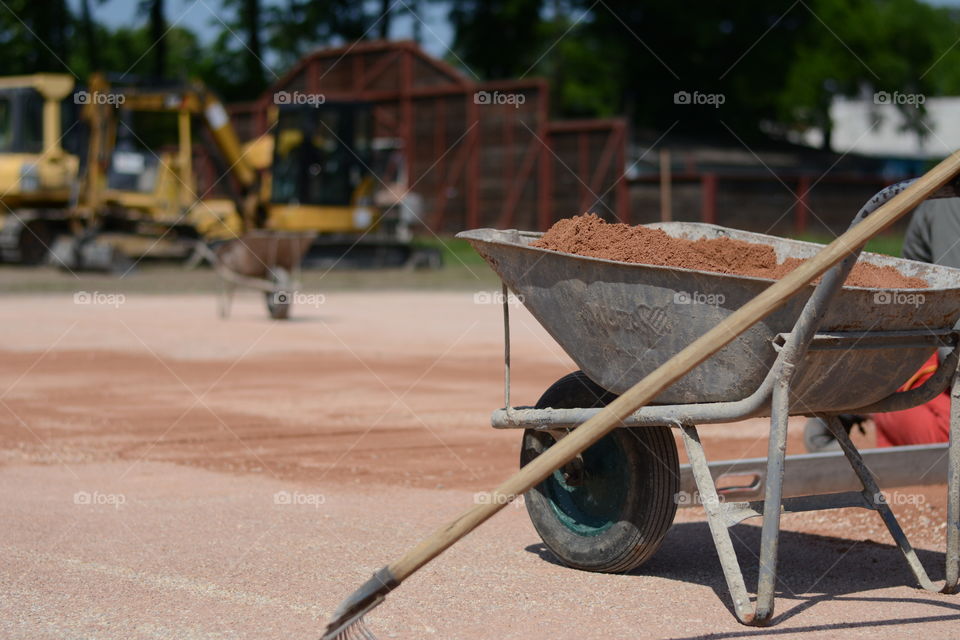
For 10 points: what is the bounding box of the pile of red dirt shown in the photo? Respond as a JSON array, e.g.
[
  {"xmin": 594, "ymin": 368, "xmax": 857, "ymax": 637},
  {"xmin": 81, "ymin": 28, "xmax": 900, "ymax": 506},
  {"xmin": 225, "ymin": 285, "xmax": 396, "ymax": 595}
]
[{"xmin": 530, "ymin": 214, "xmax": 928, "ymax": 289}]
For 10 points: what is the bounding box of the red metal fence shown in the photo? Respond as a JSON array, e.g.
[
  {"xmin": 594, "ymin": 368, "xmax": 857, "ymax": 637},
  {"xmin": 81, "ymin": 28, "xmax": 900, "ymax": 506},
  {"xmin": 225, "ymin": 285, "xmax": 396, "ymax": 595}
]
[
  {"xmin": 228, "ymin": 40, "xmax": 628, "ymax": 233},
  {"xmin": 627, "ymin": 170, "xmax": 897, "ymax": 236}
]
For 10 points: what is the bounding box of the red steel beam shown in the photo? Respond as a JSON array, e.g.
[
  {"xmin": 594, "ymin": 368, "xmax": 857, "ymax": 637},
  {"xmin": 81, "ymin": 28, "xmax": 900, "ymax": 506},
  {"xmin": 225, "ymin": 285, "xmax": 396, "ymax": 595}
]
[
  {"xmin": 357, "ymin": 49, "xmax": 401, "ymax": 91},
  {"xmin": 701, "ymin": 172, "xmax": 718, "ymax": 224},
  {"xmin": 503, "ymin": 106, "xmax": 513, "ymax": 204},
  {"xmin": 430, "ymin": 100, "xmax": 479, "ymax": 231},
  {"xmin": 434, "ymin": 99, "xmax": 445, "ymax": 178},
  {"xmin": 269, "ymin": 41, "xmax": 470, "ymax": 98},
  {"xmin": 536, "ymin": 80, "xmax": 551, "ymax": 231},
  {"xmin": 430, "ymin": 132, "xmax": 473, "ymax": 230},
  {"xmin": 586, "ymin": 128, "xmax": 621, "ymax": 218},
  {"xmin": 466, "ymin": 95, "xmax": 480, "ymax": 229},
  {"xmin": 352, "ymin": 53, "xmax": 362, "ymax": 92},
  {"xmin": 615, "ymin": 122, "xmax": 629, "ymax": 223},
  {"xmin": 497, "ymin": 137, "xmax": 541, "ymax": 228},
  {"xmin": 538, "ymin": 137, "xmax": 552, "ymax": 230},
  {"xmin": 373, "ymin": 106, "xmax": 400, "ymax": 137},
  {"xmin": 578, "ymin": 131, "xmax": 590, "ymax": 213}
]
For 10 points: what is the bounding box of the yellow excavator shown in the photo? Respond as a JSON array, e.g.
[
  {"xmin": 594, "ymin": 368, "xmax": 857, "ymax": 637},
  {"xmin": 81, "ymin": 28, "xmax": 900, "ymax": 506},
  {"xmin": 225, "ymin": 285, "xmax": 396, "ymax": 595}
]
[
  {"xmin": 0, "ymin": 74, "xmax": 83, "ymax": 263},
  {"xmin": 206, "ymin": 98, "xmax": 433, "ymax": 269},
  {"xmin": 261, "ymin": 99, "xmax": 436, "ymax": 268},
  {"xmin": 52, "ymin": 73, "xmax": 256, "ymax": 270}
]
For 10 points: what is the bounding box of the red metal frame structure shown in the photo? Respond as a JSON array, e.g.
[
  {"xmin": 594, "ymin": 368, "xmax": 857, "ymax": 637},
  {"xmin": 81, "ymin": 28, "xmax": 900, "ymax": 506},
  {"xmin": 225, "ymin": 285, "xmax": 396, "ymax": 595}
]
[
  {"xmin": 628, "ymin": 169, "xmax": 901, "ymax": 235},
  {"xmin": 228, "ymin": 40, "xmax": 629, "ymax": 232}
]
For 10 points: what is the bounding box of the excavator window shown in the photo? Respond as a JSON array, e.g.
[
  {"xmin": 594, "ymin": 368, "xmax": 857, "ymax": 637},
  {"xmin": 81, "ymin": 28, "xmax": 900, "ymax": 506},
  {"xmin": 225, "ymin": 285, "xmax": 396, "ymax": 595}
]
[
  {"xmin": 106, "ymin": 110, "xmax": 177, "ymax": 193},
  {"xmin": 270, "ymin": 102, "xmax": 374, "ymax": 207},
  {"xmin": 0, "ymin": 88, "xmax": 43, "ymax": 154}
]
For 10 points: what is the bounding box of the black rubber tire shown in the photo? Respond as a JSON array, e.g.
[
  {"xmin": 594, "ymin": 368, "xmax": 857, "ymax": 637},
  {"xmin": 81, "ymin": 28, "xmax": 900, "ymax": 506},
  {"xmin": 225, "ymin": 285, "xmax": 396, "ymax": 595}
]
[{"xmin": 521, "ymin": 371, "xmax": 679, "ymax": 573}]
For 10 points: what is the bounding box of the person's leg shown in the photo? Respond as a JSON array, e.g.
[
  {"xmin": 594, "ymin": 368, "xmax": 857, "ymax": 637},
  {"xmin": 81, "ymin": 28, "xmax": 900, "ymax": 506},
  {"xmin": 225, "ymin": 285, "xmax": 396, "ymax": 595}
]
[{"xmin": 873, "ymin": 392, "xmax": 951, "ymax": 447}]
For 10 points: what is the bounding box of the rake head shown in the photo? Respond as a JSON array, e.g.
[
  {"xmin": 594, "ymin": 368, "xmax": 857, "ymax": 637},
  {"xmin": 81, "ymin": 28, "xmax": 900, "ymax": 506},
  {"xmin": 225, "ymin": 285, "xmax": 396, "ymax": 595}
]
[
  {"xmin": 320, "ymin": 567, "xmax": 398, "ymax": 640},
  {"xmin": 325, "ymin": 616, "xmax": 378, "ymax": 640}
]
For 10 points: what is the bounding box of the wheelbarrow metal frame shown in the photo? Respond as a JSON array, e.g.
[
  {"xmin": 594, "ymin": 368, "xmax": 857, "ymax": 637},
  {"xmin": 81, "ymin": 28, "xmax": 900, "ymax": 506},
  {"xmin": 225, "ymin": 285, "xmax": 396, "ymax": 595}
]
[{"xmin": 199, "ymin": 231, "xmax": 315, "ymax": 318}]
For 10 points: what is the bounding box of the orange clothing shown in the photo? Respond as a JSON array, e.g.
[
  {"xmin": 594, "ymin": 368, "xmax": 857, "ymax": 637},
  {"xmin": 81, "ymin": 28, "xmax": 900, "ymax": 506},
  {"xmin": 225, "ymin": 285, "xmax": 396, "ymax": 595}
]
[{"xmin": 872, "ymin": 353, "xmax": 951, "ymax": 447}]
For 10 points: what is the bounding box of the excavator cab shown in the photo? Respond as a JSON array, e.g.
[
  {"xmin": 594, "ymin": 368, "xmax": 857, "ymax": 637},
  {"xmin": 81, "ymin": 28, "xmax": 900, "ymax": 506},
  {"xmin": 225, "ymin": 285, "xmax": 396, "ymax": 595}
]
[
  {"xmin": 265, "ymin": 101, "xmax": 434, "ymax": 267},
  {"xmin": 267, "ymin": 101, "xmax": 377, "ymax": 233}
]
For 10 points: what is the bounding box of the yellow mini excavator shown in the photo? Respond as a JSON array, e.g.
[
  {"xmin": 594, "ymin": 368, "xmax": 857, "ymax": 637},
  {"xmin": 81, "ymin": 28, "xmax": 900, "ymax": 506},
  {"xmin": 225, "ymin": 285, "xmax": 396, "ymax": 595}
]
[
  {"xmin": 52, "ymin": 73, "xmax": 257, "ymax": 270},
  {"xmin": 0, "ymin": 74, "xmax": 83, "ymax": 264}
]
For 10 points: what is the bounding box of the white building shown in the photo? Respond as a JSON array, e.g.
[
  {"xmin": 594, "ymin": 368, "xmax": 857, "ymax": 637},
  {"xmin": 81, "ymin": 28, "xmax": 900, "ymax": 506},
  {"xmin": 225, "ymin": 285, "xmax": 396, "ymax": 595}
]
[{"xmin": 799, "ymin": 94, "xmax": 960, "ymax": 160}]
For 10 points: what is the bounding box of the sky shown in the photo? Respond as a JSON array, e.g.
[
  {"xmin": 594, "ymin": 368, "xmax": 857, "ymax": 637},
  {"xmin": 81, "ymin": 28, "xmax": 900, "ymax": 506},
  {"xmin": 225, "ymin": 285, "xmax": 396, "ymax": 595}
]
[{"xmin": 65, "ymin": 0, "xmax": 455, "ymax": 58}]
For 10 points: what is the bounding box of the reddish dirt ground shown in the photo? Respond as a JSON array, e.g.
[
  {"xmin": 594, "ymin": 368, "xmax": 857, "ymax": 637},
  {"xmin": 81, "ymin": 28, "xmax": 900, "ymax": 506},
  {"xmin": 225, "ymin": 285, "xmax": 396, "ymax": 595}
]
[{"xmin": 1, "ymin": 291, "xmax": 957, "ymax": 639}]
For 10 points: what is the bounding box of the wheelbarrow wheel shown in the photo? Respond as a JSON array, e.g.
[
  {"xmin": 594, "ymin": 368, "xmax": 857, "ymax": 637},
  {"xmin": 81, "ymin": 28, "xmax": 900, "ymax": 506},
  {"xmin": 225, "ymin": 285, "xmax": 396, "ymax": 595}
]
[
  {"xmin": 520, "ymin": 371, "xmax": 679, "ymax": 573},
  {"xmin": 265, "ymin": 267, "xmax": 292, "ymax": 320}
]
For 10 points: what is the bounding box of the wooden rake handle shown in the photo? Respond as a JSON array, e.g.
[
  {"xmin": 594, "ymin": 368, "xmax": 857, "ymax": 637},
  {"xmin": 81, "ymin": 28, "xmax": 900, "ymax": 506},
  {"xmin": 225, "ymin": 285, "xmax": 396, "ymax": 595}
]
[{"xmin": 388, "ymin": 150, "xmax": 960, "ymax": 583}]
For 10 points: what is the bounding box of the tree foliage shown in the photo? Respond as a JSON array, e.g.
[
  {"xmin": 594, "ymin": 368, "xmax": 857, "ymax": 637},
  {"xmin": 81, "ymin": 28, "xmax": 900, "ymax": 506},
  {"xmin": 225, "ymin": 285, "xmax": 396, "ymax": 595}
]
[{"xmin": 1, "ymin": 0, "xmax": 959, "ymax": 145}]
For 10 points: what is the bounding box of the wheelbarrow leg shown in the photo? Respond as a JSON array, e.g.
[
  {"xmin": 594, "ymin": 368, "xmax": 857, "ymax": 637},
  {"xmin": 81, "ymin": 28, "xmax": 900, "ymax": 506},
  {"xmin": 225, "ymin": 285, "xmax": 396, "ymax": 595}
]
[
  {"xmin": 219, "ymin": 282, "xmax": 235, "ymax": 319},
  {"xmin": 754, "ymin": 364, "xmax": 792, "ymax": 622},
  {"xmin": 947, "ymin": 366, "xmax": 960, "ymax": 592},
  {"xmin": 679, "ymin": 424, "xmax": 756, "ymax": 623},
  {"xmin": 823, "ymin": 400, "xmax": 960, "ymax": 593},
  {"xmin": 679, "ymin": 366, "xmax": 792, "ymax": 626}
]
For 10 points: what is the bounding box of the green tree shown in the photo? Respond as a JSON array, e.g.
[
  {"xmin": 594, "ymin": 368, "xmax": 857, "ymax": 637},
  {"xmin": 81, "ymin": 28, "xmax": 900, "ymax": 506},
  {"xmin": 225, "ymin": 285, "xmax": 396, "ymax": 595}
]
[
  {"xmin": 67, "ymin": 23, "xmax": 204, "ymax": 82},
  {"xmin": 448, "ymin": 0, "xmax": 546, "ymax": 79},
  {"xmin": 138, "ymin": 0, "xmax": 167, "ymax": 78},
  {"xmin": 778, "ymin": 0, "xmax": 960, "ymax": 149},
  {"xmin": 200, "ymin": 0, "xmax": 269, "ymax": 101},
  {"xmin": 0, "ymin": 0, "xmax": 72, "ymax": 74},
  {"xmin": 263, "ymin": 0, "xmax": 378, "ymax": 69}
]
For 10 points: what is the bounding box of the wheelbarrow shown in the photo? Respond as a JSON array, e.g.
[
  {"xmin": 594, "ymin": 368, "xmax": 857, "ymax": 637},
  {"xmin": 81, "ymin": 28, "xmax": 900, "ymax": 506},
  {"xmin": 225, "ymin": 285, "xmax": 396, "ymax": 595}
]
[
  {"xmin": 456, "ymin": 181, "xmax": 960, "ymax": 624},
  {"xmin": 198, "ymin": 231, "xmax": 315, "ymax": 320}
]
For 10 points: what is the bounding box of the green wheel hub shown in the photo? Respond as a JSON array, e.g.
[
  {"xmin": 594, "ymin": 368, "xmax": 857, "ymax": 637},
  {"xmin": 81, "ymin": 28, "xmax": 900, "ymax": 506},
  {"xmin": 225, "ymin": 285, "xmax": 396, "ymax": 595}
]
[{"xmin": 543, "ymin": 434, "xmax": 629, "ymax": 536}]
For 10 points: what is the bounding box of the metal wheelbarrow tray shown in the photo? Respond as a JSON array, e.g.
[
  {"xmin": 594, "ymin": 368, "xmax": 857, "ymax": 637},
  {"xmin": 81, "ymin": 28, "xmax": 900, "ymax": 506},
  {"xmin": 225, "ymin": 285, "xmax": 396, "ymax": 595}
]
[
  {"xmin": 459, "ymin": 224, "xmax": 960, "ymax": 411},
  {"xmin": 206, "ymin": 230, "xmax": 316, "ymax": 320},
  {"xmin": 456, "ymin": 180, "xmax": 960, "ymax": 625}
]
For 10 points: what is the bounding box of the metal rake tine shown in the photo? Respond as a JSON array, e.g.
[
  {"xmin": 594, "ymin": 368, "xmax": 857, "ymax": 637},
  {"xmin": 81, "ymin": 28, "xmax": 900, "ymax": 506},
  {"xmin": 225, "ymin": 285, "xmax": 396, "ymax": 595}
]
[{"xmin": 334, "ymin": 617, "xmax": 378, "ymax": 640}]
